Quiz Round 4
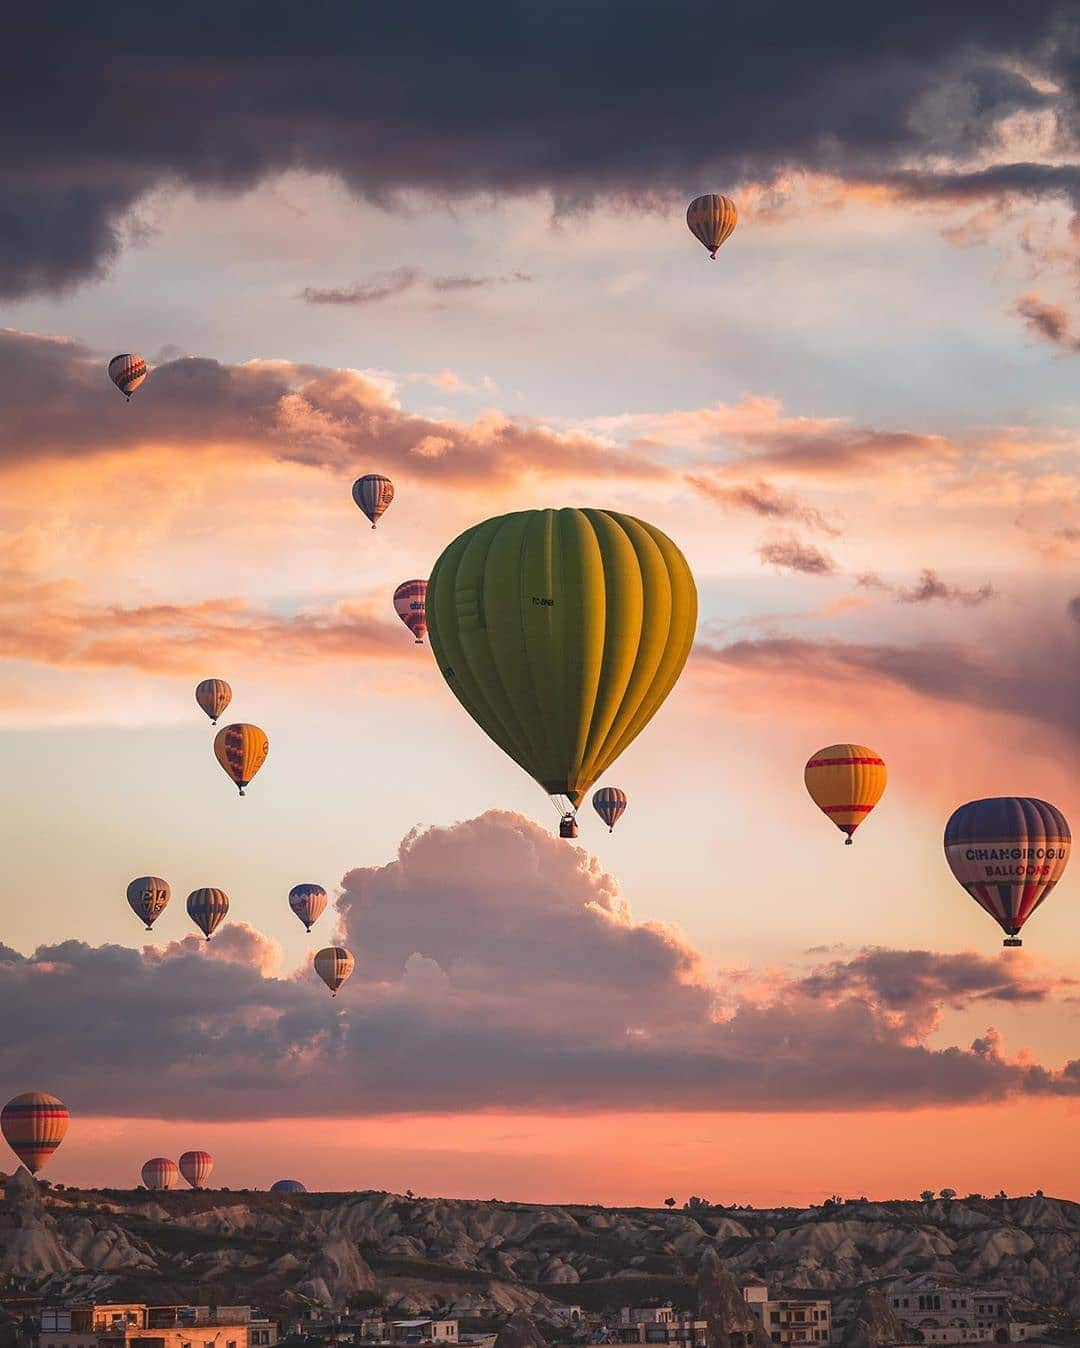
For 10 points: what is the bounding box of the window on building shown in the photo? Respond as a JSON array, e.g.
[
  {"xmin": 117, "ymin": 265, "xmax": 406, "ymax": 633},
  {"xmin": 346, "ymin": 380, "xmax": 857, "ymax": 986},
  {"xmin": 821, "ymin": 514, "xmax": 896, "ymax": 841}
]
[
  {"xmin": 771, "ymin": 1315, "xmax": 780, "ymax": 1325},
  {"xmin": 770, "ymin": 1337, "xmax": 780, "ymax": 1345}
]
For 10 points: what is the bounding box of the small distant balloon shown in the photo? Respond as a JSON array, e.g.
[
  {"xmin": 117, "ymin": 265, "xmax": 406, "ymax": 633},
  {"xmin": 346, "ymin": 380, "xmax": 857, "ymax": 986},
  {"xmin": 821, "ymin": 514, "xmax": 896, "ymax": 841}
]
[
  {"xmin": 187, "ymin": 888, "xmax": 229, "ymax": 941},
  {"xmin": 141, "ymin": 1157, "xmax": 179, "ymax": 1191},
  {"xmin": 804, "ymin": 744, "xmax": 887, "ymax": 844},
  {"xmin": 1, "ymin": 1093, "xmax": 69, "ymax": 1175},
  {"xmin": 945, "ymin": 797, "xmax": 1071, "ymax": 947},
  {"xmin": 353, "ymin": 474, "xmax": 394, "ymax": 528},
  {"xmin": 178, "ymin": 1150, "xmax": 214, "ymax": 1189},
  {"xmin": 271, "ymin": 1178, "xmax": 307, "ymax": 1193},
  {"xmin": 214, "ymin": 723, "xmax": 269, "ymax": 796},
  {"xmin": 289, "ymin": 883, "xmax": 328, "ymax": 933},
  {"xmin": 108, "ymin": 353, "xmax": 148, "ymax": 399},
  {"xmin": 686, "ymin": 195, "xmax": 738, "ymax": 258},
  {"xmin": 195, "ymin": 679, "xmax": 232, "ymax": 725},
  {"xmin": 126, "ymin": 876, "xmax": 171, "ymax": 931},
  {"xmin": 592, "ymin": 787, "xmax": 627, "ymax": 833},
  {"xmin": 314, "ymin": 946, "xmax": 355, "ymax": 997},
  {"xmin": 393, "ymin": 580, "xmax": 428, "ymax": 643}
]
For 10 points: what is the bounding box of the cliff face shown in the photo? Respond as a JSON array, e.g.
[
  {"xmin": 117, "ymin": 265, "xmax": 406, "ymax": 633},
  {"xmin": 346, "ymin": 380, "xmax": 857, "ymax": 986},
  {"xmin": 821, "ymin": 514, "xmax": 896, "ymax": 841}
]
[{"xmin": 0, "ymin": 1182, "xmax": 1076, "ymax": 1322}]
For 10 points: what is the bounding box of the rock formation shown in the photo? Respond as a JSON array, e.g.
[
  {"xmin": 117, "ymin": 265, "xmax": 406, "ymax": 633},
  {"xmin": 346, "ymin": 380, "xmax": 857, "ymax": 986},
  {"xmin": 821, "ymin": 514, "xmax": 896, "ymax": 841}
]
[
  {"xmin": 841, "ymin": 1289, "xmax": 904, "ymax": 1348},
  {"xmin": 697, "ymin": 1248, "xmax": 770, "ymax": 1348}
]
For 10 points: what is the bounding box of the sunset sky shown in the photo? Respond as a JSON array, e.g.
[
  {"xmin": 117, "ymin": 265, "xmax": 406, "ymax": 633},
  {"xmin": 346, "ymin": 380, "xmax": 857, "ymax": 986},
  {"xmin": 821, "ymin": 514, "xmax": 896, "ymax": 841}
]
[{"xmin": 0, "ymin": 7, "xmax": 1077, "ymax": 1204}]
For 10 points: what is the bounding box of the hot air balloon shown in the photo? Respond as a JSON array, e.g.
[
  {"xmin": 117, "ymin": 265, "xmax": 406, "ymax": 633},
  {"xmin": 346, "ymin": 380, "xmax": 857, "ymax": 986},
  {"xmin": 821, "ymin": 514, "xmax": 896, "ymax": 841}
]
[
  {"xmin": 108, "ymin": 354, "xmax": 148, "ymax": 399},
  {"xmin": 271, "ymin": 1178, "xmax": 307, "ymax": 1193},
  {"xmin": 686, "ymin": 195, "xmax": 738, "ymax": 258},
  {"xmin": 352, "ymin": 474, "xmax": 394, "ymax": 528},
  {"xmin": 427, "ymin": 509, "xmax": 697, "ymax": 832},
  {"xmin": 187, "ymin": 888, "xmax": 229, "ymax": 940},
  {"xmin": 804, "ymin": 744, "xmax": 887, "ymax": 844},
  {"xmin": 213, "ymin": 723, "xmax": 269, "ymax": 796},
  {"xmin": 592, "ymin": 786, "xmax": 627, "ymax": 833},
  {"xmin": 393, "ymin": 580, "xmax": 428, "ymax": 643},
  {"xmin": 288, "ymin": 884, "xmax": 328, "ymax": 933},
  {"xmin": 178, "ymin": 1150, "xmax": 214, "ymax": 1189},
  {"xmin": 1, "ymin": 1093, "xmax": 68, "ymax": 1175},
  {"xmin": 944, "ymin": 797, "xmax": 1071, "ymax": 947},
  {"xmin": 126, "ymin": 876, "xmax": 171, "ymax": 931},
  {"xmin": 314, "ymin": 946, "xmax": 354, "ymax": 997},
  {"xmin": 141, "ymin": 1157, "xmax": 179, "ymax": 1190},
  {"xmin": 195, "ymin": 678, "xmax": 232, "ymax": 725}
]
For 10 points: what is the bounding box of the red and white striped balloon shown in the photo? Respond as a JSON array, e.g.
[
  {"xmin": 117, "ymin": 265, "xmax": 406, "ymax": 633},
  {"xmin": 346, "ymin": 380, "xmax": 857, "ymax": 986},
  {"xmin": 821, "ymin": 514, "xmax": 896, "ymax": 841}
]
[
  {"xmin": 141, "ymin": 1157, "xmax": 179, "ymax": 1190},
  {"xmin": 393, "ymin": 580, "xmax": 428, "ymax": 643},
  {"xmin": 178, "ymin": 1150, "xmax": 214, "ymax": 1189}
]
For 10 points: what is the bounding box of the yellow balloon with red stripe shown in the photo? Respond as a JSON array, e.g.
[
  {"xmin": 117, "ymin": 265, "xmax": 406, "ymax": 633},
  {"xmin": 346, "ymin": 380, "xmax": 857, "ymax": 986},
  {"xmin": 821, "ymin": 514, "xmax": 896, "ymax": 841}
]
[
  {"xmin": 213, "ymin": 723, "xmax": 269, "ymax": 796},
  {"xmin": 804, "ymin": 744, "xmax": 887, "ymax": 844},
  {"xmin": 1, "ymin": 1092, "xmax": 69, "ymax": 1175}
]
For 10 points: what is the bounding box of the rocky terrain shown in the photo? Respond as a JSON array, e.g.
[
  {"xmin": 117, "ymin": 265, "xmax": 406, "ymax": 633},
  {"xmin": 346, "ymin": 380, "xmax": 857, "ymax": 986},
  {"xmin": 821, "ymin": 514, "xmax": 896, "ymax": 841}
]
[{"xmin": 0, "ymin": 1174, "xmax": 1077, "ymax": 1334}]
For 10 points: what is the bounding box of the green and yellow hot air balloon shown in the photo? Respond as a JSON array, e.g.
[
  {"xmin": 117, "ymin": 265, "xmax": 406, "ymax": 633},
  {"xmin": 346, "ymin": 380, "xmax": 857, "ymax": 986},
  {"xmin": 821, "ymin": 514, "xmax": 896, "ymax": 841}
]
[{"xmin": 427, "ymin": 508, "xmax": 697, "ymax": 832}]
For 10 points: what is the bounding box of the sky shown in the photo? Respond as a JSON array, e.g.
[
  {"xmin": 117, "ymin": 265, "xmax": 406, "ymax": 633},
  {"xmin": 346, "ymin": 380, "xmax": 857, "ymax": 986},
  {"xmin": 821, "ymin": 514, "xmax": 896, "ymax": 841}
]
[{"xmin": 0, "ymin": 5, "xmax": 1077, "ymax": 1205}]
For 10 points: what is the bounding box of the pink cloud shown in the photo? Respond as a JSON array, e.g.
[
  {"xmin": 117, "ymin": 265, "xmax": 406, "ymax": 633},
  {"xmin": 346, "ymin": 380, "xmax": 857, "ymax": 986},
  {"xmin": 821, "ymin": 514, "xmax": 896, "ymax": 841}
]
[{"xmin": 0, "ymin": 813, "xmax": 1075, "ymax": 1120}]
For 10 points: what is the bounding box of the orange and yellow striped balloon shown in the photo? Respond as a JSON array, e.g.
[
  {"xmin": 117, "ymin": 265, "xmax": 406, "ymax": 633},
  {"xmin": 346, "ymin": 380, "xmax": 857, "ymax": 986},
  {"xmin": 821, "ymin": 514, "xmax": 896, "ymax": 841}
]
[
  {"xmin": 1, "ymin": 1092, "xmax": 69, "ymax": 1174},
  {"xmin": 804, "ymin": 744, "xmax": 887, "ymax": 844},
  {"xmin": 686, "ymin": 194, "xmax": 738, "ymax": 258},
  {"xmin": 213, "ymin": 723, "xmax": 269, "ymax": 796},
  {"xmin": 195, "ymin": 678, "xmax": 232, "ymax": 724},
  {"xmin": 314, "ymin": 946, "xmax": 355, "ymax": 997}
]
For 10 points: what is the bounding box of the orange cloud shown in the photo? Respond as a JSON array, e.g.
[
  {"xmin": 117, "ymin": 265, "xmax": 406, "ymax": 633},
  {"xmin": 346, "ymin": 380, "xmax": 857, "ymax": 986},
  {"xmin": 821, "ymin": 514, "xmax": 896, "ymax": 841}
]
[{"xmin": 0, "ymin": 329, "xmax": 665, "ymax": 489}]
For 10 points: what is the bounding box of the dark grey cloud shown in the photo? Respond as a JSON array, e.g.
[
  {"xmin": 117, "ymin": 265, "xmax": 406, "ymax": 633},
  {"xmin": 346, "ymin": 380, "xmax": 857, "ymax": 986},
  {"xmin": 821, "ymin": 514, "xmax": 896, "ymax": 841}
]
[
  {"xmin": 0, "ymin": 813, "xmax": 1076, "ymax": 1120},
  {"xmin": 696, "ymin": 625, "xmax": 1080, "ymax": 749},
  {"xmin": 300, "ymin": 268, "xmax": 531, "ymax": 305},
  {"xmin": 757, "ymin": 535, "xmax": 838, "ymax": 576},
  {"xmin": 1011, "ymin": 293, "xmax": 1080, "ymax": 352},
  {"xmin": 857, "ymin": 568, "xmax": 997, "ymax": 606},
  {"xmin": 796, "ymin": 948, "xmax": 1067, "ymax": 1038},
  {"xmin": 300, "ymin": 268, "xmax": 421, "ymax": 306},
  {"xmin": 686, "ymin": 475, "xmax": 840, "ymax": 534},
  {"xmin": 0, "ymin": 4, "xmax": 1076, "ymax": 296}
]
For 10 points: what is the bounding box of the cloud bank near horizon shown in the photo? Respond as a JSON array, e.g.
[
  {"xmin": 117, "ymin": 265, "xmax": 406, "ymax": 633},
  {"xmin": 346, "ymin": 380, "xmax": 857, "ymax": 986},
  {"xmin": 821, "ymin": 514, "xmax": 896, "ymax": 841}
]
[{"xmin": 0, "ymin": 812, "xmax": 1076, "ymax": 1121}]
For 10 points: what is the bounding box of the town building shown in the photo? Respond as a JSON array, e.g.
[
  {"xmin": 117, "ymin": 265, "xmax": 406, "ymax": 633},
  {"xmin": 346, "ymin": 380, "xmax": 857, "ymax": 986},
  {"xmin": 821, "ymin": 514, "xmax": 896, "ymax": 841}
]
[
  {"xmin": 894, "ymin": 1329, "xmax": 1050, "ymax": 1346},
  {"xmin": 884, "ymin": 1278, "xmax": 1054, "ymax": 1345},
  {"xmin": 614, "ymin": 1306, "xmax": 708, "ymax": 1347},
  {"xmin": 550, "ymin": 1308, "xmax": 585, "ymax": 1328},
  {"xmin": 283, "ymin": 1317, "xmax": 458, "ymax": 1348},
  {"xmin": 39, "ymin": 1303, "xmax": 275, "ymax": 1348},
  {"xmin": 390, "ymin": 1322, "xmax": 458, "ymax": 1345},
  {"xmin": 742, "ymin": 1285, "xmax": 831, "ymax": 1345}
]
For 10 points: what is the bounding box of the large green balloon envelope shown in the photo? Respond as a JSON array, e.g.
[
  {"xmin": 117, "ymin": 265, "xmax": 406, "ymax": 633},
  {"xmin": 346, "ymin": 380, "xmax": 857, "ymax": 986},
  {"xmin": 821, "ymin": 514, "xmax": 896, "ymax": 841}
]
[{"xmin": 427, "ymin": 508, "xmax": 697, "ymax": 812}]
